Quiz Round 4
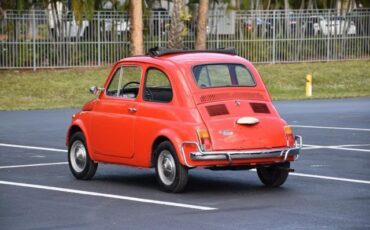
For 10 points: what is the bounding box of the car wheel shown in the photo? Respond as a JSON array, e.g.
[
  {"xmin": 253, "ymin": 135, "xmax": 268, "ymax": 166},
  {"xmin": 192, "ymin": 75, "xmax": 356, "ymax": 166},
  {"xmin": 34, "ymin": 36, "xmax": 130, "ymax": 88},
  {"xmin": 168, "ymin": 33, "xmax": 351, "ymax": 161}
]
[
  {"xmin": 155, "ymin": 141, "xmax": 188, "ymax": 193},
  {"xmin": 68, "ymin": 132, "xmax": 98, "ymax": 180},
  {"xmin": 257, "ymin": 162, "xmax": 290, "ymax": 187}
]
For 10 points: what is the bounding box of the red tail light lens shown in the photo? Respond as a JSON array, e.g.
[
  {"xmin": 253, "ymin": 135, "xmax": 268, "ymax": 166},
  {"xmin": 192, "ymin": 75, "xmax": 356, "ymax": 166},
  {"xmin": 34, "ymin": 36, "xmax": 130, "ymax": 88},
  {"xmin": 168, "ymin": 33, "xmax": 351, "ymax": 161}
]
[
  {"xmin": 196, "ymin": 129, "xmax": 212, "ymax": 151},
  {"xmin": 284, "ymin": 126, "xmax": 295, "ymax": 147}
]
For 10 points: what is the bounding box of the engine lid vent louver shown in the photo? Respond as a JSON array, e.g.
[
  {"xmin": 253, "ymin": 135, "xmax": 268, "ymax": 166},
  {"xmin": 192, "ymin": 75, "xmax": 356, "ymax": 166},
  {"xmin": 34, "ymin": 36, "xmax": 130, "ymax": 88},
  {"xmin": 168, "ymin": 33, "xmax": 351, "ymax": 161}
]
[
  {"xmin": 206, "ymin": 104, "xmax": 229, "ymax": 117},
  {"xmin": 250, "ymin": 103, "xmax": 270, "ymax": 114},
  {"xmin": 198, "ymin": 92, "xmax": 265, "ymax": 104}
]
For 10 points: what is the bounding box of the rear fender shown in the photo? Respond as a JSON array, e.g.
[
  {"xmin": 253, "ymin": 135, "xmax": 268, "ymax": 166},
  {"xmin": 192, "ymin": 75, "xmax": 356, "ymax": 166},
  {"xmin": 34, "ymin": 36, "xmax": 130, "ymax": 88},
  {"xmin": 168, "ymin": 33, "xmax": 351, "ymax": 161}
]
[{"xmin": 154, "ymin": 128, "xmax": 191, "ymax": 167}]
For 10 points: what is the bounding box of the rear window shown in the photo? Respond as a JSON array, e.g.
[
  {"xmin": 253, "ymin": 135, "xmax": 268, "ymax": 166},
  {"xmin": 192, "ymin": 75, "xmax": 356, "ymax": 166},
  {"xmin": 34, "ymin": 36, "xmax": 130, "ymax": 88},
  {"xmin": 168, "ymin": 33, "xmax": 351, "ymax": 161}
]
[{"xmin": 192, "ymin": 64, "xmax": 256, "ymax": 88}]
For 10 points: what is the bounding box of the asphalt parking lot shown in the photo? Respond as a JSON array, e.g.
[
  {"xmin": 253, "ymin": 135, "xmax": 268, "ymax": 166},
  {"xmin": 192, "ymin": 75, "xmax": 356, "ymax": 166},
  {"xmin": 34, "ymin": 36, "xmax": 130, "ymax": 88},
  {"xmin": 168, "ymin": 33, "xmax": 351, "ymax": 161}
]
[{"xmin": 1, "ymin": 98, "xmax": 370, "ymax": 230}]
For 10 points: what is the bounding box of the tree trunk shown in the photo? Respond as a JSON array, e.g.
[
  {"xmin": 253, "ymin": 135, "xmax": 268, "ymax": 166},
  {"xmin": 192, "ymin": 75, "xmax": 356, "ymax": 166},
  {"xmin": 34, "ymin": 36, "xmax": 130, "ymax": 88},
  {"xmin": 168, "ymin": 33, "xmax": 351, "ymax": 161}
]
[
  {"xmin": 266, "ymin": 0, "xmax": 272, "ymax": 10},
  {"xmin": 129, "ymin": 0, "xmax": 144, "ymax": 55},
  {"xmin": 0, "ymin": 5, "xmax": 5, "ymax": 19},
  {"xmin": 284, "ymin": 0, "xmax": 290, "ymax": 37},
  {"xmin": 195, "ymin": 0, "xmax": 208, "ymax": 49},
  {"xmin": 168, "ymin": 0, "xmax": 184, "ymax": 49}
]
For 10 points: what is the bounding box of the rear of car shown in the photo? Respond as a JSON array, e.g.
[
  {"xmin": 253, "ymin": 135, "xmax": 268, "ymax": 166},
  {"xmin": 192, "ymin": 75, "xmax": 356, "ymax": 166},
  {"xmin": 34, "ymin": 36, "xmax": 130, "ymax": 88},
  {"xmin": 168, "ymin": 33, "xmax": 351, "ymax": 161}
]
[{"xmin": 168, "ymin": 53, "xmax": 302, "ymax": 175}]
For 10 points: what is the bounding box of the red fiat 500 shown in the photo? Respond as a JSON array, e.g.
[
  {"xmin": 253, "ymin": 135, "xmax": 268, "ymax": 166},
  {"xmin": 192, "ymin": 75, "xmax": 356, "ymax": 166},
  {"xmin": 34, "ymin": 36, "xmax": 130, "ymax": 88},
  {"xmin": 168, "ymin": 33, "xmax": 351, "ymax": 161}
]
[{"xmin": 66, "ymin": 48, "xmax": 302, "ymax": 192}]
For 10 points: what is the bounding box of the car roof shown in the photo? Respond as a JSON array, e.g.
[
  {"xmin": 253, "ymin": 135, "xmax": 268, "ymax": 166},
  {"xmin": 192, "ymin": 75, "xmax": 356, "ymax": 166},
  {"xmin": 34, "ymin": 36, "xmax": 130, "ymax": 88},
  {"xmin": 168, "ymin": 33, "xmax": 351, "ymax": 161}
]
[{"xmin": 120, "ymin": 50, "xmax": 248, "ymax": 66}]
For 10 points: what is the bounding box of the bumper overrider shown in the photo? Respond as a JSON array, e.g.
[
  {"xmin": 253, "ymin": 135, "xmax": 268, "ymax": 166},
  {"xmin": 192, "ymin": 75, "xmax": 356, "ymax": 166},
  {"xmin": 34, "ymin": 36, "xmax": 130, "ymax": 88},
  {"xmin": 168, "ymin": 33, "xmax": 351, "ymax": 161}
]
[{"xmin": 180, "ymin": 135, "xmax": 302, "ymax": 167}]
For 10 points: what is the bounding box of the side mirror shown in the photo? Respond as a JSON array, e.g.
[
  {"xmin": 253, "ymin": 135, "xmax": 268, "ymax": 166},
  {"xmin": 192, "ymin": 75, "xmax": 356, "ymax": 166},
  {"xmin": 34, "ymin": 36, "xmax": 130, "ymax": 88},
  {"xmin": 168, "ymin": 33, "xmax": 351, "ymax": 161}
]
[{"xmin": 89, "ymin": 86, "xmax": 104, "ymax": 95}]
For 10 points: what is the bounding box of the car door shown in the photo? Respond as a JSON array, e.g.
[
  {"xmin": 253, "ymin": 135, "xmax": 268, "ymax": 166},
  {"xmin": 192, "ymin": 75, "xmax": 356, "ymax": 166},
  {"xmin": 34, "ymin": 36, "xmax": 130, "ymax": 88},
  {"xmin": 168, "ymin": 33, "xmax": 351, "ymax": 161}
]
[{"xmin": 90, "ymin": 65, "xmax": 142, "ymax": 159}]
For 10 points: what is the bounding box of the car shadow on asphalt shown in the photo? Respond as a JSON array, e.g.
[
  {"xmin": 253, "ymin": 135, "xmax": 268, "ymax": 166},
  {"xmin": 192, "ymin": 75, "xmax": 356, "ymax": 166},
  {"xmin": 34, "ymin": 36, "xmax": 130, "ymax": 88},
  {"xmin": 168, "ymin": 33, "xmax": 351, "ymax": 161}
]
[
  {"xmin": 187, "ymin": 174, "xmax": 291, "ymax": 195},
  {"xmin": 90, "ymin": 167, "xmax": 292, "ymax": 195}
]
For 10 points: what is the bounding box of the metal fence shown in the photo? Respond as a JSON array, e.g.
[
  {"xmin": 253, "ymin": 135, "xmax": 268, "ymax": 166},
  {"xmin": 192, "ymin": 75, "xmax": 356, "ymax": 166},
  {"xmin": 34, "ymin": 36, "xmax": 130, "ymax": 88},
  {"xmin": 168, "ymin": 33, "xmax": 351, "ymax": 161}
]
[{"xmin": 0, "ymin": 9, "xmax": 369, "ymax": 69}]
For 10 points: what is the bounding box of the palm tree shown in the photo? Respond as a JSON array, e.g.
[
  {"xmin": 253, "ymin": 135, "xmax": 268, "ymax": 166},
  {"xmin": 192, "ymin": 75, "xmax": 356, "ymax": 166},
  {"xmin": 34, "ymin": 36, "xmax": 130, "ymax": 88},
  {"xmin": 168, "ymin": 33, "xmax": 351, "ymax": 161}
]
[
  {"xmin": 168, "ymin": 0, "xmax": 184, "ymax": 49},
  {"xmin": 195, "ymin": 0, "xmax": 209, "ymax": 49},
  {"xmin": 129, "ymin": 0, "xmax": 144, "ymax": 55}
]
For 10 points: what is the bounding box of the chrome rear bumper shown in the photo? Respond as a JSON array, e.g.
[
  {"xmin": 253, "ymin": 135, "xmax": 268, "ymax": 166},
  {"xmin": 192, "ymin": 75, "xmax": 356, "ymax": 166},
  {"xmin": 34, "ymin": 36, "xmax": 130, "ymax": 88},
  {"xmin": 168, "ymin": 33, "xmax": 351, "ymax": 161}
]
[{"xmin": 180, "ymin": 136, "xmax": 302, "ymax": 167}]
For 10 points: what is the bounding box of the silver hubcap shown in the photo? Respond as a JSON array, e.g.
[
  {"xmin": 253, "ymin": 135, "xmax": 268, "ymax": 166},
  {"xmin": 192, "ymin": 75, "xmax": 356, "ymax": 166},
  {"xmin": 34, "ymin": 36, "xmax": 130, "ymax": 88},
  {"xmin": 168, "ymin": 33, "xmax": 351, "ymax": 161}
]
[
  {"xmin": 157, "ymin": 150, "xmax": 176, "ymax": 186},
  {"xmin": 70, "ymin": 140, "xmax": 87, "ymax": 173}
]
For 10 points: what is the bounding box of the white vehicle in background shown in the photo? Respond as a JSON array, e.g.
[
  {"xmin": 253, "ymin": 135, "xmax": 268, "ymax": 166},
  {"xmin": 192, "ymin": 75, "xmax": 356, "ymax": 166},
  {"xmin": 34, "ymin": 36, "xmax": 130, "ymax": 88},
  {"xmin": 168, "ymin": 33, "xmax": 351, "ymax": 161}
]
[
  {"xmin": 64, "ymin": 12, "xmax": 89, "ymax": 38},
  {"xmin": 207, "ymin": 8, "xmax": 236, "ymax": 35},
  {"xmin": 313, "ymin": 16, "xmax": 356, "ymax": 36},
  {"xmin": 48, "ymin": 2, "xmax": 89, "ymax": 39},
  {"xmin": 104, "ymin": 18, "xmax": 130, "ymax": 36}
]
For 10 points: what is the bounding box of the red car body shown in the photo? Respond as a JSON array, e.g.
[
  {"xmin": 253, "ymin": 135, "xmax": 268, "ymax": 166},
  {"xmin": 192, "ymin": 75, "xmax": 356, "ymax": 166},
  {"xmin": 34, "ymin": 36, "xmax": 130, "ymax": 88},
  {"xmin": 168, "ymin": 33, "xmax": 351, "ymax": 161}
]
[{"xmin": 66, "ymin": 48, "xmax": 302, "ymax": 192}]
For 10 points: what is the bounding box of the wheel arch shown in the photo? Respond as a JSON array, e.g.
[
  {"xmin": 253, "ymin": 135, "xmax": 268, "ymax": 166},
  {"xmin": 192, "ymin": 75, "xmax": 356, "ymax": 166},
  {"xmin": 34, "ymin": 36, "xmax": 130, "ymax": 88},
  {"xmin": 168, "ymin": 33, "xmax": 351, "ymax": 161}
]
[
  {"xmin": 150, "ymin": 127, "xmax": 193, "ymax": 167},
  {"xmin": 68, "ymin": 125, "xmax": 83, "ymax": 144},
  {"xmin": 150, "ymin": 128, "xmax": 187, "ymax": 168},
  {"xmin": 67, "ymin": 122, "xmax": 96, "ymax": 161},
  {"xmin": 151, "ymin": 135, "xmax": 172, "ymax": 167}
]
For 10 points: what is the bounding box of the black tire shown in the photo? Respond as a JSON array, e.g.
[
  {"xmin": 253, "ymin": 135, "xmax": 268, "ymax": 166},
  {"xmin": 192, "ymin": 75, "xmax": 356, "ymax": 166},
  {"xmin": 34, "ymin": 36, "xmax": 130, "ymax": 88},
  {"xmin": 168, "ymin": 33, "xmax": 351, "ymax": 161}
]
[
  {"xmin": 257, "ymin": 162, "xmax": 290, "ymax": 187},
  {"xmin": 154, "ymin": 141, "xmax": 188, "ymax": 193},
  {"xmin": 68, "ymin": 132, "xmax": 98, "ymax": 180}
]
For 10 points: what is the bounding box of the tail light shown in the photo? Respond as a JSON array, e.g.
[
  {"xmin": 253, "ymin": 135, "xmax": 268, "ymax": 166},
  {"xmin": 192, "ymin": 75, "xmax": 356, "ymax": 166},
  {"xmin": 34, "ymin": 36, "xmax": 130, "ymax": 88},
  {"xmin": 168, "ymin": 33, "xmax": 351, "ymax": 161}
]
[
  {"xmin": 284, "ymin": 126, "xmax": 295, "ymax": 147},
  {"xmin": 196, "ymin": 129, "xmax": 211, "ymax": 151}
]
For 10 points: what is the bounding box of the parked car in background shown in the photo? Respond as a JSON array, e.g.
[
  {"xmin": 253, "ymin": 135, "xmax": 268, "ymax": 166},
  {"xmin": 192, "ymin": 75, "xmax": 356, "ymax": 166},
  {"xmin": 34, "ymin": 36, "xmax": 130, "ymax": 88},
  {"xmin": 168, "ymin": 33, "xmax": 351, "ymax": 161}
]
[
  {"xmin": 311, "ymin": 16, "xmax": 356, "ymax": 36},
  {"xmin": 349, "ymin": 8, "xmax": 370, "ymax": 36},
  {"xmin": 66, "ymin": 48, "xmax": 302, "ymax": 193},
  {"xmin": 244, "ymin": 17, "xmax": 273, "ymax": 37},
  {"xmin": 288, "ymin": 11, "xmax": 299, "ymax": 32},
  {"xmin": 304, "ymin": 16, "xmax": 321, "ymax": 36},
  {"xmin": 150, "ymin": 8, "xmax": 170, "ymax": 36},
  {"xmin": 104, "ymin": 17, "xmax": 130, "ymax": 37},
  {"xmin": 207, "ymin": 9, "xmax": 236, "ymax": 35},
  {"xmin": 64, "ymin": 12, "xmax": 89, "ymax": 38},
  {"xmin": 48, "ymin": 8, "xmax": 89, "ymax": 39}
]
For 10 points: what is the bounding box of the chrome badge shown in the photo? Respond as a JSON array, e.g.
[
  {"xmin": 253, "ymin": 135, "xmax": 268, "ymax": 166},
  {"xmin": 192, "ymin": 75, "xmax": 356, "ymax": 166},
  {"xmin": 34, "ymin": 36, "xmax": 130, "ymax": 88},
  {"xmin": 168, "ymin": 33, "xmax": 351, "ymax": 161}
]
[
  {"xmin": 235, "ymin": 99, "xmax": 241, "ymax": 106},
  {"xmin": 219, "ymin": 130, "xmax": 234, "ymax": 136}
]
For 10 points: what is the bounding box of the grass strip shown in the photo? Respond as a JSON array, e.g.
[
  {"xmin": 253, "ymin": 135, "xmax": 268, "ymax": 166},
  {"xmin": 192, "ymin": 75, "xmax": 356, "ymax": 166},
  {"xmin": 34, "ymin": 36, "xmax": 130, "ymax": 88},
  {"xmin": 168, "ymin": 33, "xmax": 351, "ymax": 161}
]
[
  {"xmin": 0, "ymin": 60, "xmax": 369, "ymax": 110},
  {"xmin": 257, "ymin": 60, "xmax": 370, "ymax": 100}
]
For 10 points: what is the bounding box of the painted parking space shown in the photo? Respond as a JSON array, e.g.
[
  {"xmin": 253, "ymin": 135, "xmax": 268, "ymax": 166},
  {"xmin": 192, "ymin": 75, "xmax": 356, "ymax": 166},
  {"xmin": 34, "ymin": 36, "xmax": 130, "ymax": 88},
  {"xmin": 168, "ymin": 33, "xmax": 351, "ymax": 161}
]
[
  {"xmin": 1, "ymin": 141, "xmax": 370, "ymax": 229},
  {"xmin": 1, "ymin": 143, "xmax": 370, "ymax": 185},
  {"xmin": 1, "ymin": 98, "xmax": 370, "ymax": 229},
  {"xmin": 1, "ymin": 133, "xmax": 370, "ymax": 211}
]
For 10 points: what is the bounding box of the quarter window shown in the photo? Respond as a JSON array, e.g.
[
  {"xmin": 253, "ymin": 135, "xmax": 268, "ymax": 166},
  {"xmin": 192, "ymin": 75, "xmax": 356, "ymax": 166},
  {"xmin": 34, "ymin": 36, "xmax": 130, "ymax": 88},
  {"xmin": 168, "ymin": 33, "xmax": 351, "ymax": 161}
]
[
  {"xmin": 143, "ymin": 68, "xmax": 173, "ymax": 103},
  {"xmin": 106, "ymin": 66, "xmax": 141, "ymax": 98}
]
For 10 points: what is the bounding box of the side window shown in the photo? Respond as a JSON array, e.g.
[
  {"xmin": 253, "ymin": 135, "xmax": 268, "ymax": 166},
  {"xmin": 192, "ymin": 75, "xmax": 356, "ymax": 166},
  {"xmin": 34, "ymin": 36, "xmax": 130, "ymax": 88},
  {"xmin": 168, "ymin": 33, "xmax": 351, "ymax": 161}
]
[
  {"xmin": 106, "ymin": 66, "xmax": 141, "ymax": 98},
  {"xmin": 143, "ymin": 68, "xmax": 173, "ymax": 103},
  {"xmin": 106, "ymin": 68, "xmax": 122, "ymax": 96}
]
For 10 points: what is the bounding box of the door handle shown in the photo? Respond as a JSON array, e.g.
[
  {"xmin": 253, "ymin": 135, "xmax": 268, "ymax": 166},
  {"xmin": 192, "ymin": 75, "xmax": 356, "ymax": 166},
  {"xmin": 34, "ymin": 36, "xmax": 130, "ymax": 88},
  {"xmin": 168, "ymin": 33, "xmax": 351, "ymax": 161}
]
[{"xmin": 128, "ymin": 107, "xmax": 137, "ymax": 113}]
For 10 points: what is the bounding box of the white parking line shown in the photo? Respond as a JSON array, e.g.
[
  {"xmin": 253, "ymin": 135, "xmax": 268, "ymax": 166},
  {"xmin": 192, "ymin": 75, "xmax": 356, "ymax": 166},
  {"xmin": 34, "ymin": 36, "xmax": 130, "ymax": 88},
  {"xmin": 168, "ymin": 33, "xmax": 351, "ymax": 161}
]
[
  {"xmin": 291, "ymin": 173, "xmax": 370, "ymax": 185},
  {"xmin": 336, "ymin": 144, "xmax": 370, "ymax": 147},
  {"xmin": 302, "ymin": 146, "xmax": 323, "ymax": 150},
  {"xmin": 329, "ymin": 147, "xmax": 370, "ymax": 152},
  {"xmin": 0, "ymin": 180, "xmax": 217, "ymax": 211},
  {"xmin": 291, "ymin": 125, "xmax": 370, "ymax": 132},
  {"xmin": 0, "ymin": 143, "xmax": 67, "ymax": 152},
  {"xmin": 249, "ymin": 169, "xmax": 370, "ymax": 185},
  {"xmin": 303, "ymin": 144, "xmax": 370, "ymax": 152},
  {"xmin": 0, "ymin": 162, "xmax": 67, "ymax": 169}
]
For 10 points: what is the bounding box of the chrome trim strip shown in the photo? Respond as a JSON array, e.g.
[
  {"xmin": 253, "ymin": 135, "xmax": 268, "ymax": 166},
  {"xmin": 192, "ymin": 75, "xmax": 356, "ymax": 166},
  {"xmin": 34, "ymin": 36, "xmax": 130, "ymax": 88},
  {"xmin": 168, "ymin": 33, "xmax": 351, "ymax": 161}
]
[
  {"xmin": 180, "ymin": 141, "xmax": 198, "ymax": 168},
  {"xmin": 180, "ymin": 135, "xmax": 302, "ymax": 167}
]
